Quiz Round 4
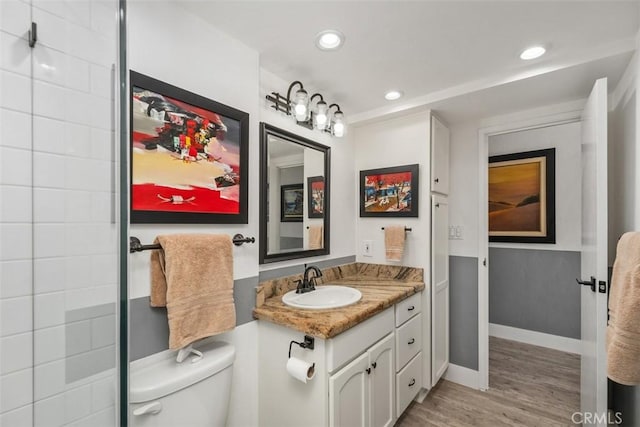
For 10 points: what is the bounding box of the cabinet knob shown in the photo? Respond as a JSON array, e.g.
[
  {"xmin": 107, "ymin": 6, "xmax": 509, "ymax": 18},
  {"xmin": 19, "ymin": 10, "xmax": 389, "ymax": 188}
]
[
  {"xmin": 407, "ymin": 305, "xmax": 415, "ymax": 311},
  {"xmin": 408, "ymin": 379, "xmax": 416, "ymax": 387},
  {"xmin": 366, "ymin": 367, "xmax": 371, "ymax": 375},
  {"xmin": 371, "ymin": 362, "xmax": 377, "ymax": 369},
  {"xmin": 408, "ymin": 338, "xmax": 415, "ymax": 345},
  {"xmin": 434, "ymin": 178, "xmax": 439, "ymax": 183}
]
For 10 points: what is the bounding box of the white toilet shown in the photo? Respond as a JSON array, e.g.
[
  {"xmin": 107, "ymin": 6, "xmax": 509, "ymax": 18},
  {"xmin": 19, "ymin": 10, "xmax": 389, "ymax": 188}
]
[{"xmin": 130, "ymin": 340, "xmax": 235, "ymax": 427}]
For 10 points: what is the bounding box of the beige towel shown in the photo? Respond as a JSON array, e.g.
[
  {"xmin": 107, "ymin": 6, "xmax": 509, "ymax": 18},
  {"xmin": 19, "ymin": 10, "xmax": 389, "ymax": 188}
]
[
  {"xmin": 607, "ymin": 231, "xmax": 640, "ymax": 385},
  {"xmin": 385, "ymin": 226, "xmax": 406, "ymax": 262},
  {"xmin": 150, "ymin": 234, "xmax": 235, "ymax": 350},
  {"xmin": 309, "ymin": 225, "xmax": 323, "ymax": 250}
]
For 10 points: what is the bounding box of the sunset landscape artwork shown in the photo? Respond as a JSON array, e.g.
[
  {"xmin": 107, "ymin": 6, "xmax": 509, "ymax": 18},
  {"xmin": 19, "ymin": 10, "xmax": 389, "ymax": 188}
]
[{"xmin": 488, "ymin": 149, "xmax": 555, "ymax": 243}]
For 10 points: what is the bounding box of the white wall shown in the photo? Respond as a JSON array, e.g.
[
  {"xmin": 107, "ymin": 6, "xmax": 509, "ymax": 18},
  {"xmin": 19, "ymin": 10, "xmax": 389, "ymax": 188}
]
[
  {"xmin": 488, "ymin": 121, "xmax": 582, "ymax": 251},
  {"xmin": 352, "ymin": 111, "xmax": 431, "ymax": 269},
  {"xmin": 259, "ymin": 69, "xmax": 356, "ymax": 271},
  {"xmin": 448, "ymin": 100, "xmax": 587, "ymax": 259},
  {"xmin": 128, "ymin": 3, "xmax": 260, "ymax": 426}
]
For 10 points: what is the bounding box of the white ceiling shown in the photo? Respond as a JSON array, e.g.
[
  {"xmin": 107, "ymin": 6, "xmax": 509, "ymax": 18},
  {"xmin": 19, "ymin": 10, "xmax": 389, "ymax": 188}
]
[{"xmin": 183, "ymin": 1, "xmax": 639, "ymax": 123}]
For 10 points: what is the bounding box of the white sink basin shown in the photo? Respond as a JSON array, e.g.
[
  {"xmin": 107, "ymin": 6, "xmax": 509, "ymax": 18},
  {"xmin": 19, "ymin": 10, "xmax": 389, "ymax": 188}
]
[{"xmin": 282, "ymin": 285, "xmax": 362, "ymax": 310}]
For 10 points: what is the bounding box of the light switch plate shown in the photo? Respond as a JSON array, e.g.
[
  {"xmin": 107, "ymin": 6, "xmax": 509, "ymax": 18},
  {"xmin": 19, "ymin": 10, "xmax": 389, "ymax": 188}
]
[{"xmin": 363, "ymin": 240, "xmax": 373, "ymax": 257}]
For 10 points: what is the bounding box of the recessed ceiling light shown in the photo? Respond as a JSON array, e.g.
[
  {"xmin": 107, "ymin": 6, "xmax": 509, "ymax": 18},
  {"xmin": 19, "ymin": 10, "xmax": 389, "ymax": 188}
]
[
  {"xmin": 520, "ymin": 46, "xmax": 546, "ymax": 60},
  {"xmin": 316, "ymin": 30, "xmax": 344, "ymax": 50},
  {"xmin": 384, "ymin": 90, "xmax": 403, "ymax": 101}
]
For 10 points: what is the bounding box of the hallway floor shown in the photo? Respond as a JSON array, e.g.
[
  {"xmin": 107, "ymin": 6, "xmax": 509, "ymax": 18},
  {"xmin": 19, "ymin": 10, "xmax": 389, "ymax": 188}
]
[{"xmin": 397, "ymin": 337, "xmax": 580, "ymax": 426}]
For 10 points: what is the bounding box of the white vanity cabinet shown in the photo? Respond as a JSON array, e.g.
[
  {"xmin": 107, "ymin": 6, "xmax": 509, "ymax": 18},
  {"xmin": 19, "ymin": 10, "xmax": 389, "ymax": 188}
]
[
  {"xmin": 329, "ymin": 332, "xmax": 394, "ymax": 427},
  {"xmin": 393, "ymin": 292, "xmax": 423, "ymax": 415},
  {"xmin": 257, "ymin": 291, "xmax": 424, "ymax": 427}
]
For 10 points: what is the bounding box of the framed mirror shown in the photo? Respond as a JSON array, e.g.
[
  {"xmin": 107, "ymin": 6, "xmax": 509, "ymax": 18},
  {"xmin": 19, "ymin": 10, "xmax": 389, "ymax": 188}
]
[{"xmin": 260, "ymin": 123, "xmax": 330, "ymax": 264}]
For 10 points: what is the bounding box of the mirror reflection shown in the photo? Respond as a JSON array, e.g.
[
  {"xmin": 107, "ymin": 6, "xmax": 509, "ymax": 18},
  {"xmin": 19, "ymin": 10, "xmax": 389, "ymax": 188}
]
[{"xmin": 260, "ymin": 123, "xmax": 330, "ymax": 263}]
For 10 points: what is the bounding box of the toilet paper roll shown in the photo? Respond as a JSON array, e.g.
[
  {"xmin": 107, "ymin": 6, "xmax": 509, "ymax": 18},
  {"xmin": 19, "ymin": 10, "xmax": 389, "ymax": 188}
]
[{"xmin": 286, "ymin": 357, "xmax": 316, "ymax": 383}]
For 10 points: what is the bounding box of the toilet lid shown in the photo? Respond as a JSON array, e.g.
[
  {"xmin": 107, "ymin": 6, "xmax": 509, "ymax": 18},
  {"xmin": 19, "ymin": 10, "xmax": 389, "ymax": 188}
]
[{"xmin": 130, "ymin": 340, "xmax": 235, "ymax": 403}]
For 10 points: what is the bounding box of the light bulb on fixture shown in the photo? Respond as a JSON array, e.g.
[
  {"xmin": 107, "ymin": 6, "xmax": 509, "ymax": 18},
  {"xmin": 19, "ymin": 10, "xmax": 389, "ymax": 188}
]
[
  {"xmin": 292, "ymin": 88, "xmax": 309, "ymax": 121},
  {"xmin": 313, "ymin": 97, "xmax": 328, "ymax": 130},
  {"xmin": 332, "ymin": 111, "xmax": 345, "ymax": 138}
]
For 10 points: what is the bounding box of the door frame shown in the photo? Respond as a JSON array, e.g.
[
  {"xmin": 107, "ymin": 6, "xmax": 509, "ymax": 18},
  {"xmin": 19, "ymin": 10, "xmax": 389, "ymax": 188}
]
[{"xmin": 477, "ymin": 107, "xmax": 583, "ymax": 390}]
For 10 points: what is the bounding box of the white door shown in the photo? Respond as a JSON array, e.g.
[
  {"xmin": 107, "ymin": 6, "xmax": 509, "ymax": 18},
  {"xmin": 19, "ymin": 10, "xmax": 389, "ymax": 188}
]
[
  {"xmin": 579, "ymin": 78, "xmax": 608, "ymax": 425},
  {"xmin": 431, "ymin": 195, "xmax": 449, "ymax": 386},
  {"xmin": 329, "ymin": 352, "xmax": 370, "ymax": 427},
  {"xmin": 369, "ymin": 333, "xmax": 395, "ymax": 427}
]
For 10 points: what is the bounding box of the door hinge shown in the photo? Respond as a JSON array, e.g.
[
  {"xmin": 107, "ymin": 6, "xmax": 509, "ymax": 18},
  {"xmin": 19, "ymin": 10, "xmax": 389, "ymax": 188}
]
[{"xmin": 28, "ymin": 22, "xmax": 37, "ymax": 48}]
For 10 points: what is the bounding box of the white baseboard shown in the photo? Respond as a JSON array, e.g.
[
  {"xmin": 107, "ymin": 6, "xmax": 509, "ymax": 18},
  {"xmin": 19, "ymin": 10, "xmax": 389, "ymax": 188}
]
[
  {"xmin": 489, "ymin": 323, "xmax": 581, "ymax": 354},
  {"xmin": 444, "ymin": 364, "xmax": 480, "ymax": 390}
]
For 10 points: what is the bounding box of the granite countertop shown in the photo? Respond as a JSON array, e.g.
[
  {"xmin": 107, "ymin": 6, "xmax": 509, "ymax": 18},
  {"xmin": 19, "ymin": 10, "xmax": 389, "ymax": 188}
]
[{"xmin": 253, "ymin": 263, "xmax": 425, "ymax": 339}]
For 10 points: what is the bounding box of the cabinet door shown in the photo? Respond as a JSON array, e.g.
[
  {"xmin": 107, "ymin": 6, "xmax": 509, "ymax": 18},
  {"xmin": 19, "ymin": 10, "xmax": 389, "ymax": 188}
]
[
  {"xmin": 430, "ymin": 114, "xmax": 450, "ymax": 195},
  {"xmin": 431, "ymin": 195, "xmax": 449, "ymax": 386},
  {"xmin": 368, "ymin": 333, "xmax": 395, "ymax": 427},
  {"xmin": 329, "ymin": 352, "xmax": 370, "ymax": 427}
]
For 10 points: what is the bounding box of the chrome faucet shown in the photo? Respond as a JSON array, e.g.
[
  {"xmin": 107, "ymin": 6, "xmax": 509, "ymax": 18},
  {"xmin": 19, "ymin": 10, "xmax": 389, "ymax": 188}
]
[{"xmin": 296, "ymin": 265, "xmax": 323, "ymax": 294}]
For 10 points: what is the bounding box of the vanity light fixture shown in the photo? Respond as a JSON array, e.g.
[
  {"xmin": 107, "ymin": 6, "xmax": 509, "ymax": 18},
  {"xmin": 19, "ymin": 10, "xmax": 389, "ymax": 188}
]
[
  {"xmin": 520, "ymin": 45, "xmax": 546, "ymax": 60},
  {"xmin": 316, "ymin": 30, "xmax": 344, "ymax": 51},
  {"xmin": 265, "ymin": 81, "xmax": 346, "ymax": 137},
  {"xmin": 384, "ymin": 90, "xmax": 403, "ymax": 101}
]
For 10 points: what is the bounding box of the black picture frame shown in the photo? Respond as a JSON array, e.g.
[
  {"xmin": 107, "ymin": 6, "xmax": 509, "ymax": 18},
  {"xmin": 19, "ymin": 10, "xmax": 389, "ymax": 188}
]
[
  {"xmin": 129, "ymin": 71, "xmax": 249, "ymax": 224},
  {"xmin": 259, "ymin": 122, "xmax": 331, "ymax": 264},
  {"xmin": 359, "ymin": 164, "xmax": 419, "ymax": 217},
  {"xmin": 280, "ymin": 183, "xmax": 304, "ymax": 222},
  {"xmin": 307, "ymin": 176, "xmax": 324, "ymax": 219},
  {"xmin": 488, "ymin": 148, "xmax": 556, "ymax": 243}
]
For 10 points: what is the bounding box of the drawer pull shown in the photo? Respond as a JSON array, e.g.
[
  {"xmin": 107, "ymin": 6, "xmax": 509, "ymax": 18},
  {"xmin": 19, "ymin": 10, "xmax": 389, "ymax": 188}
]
[
  {"xmin": 407, "ymin": 306, "xmax": 415, "ymax": 311},
  {"xmin": 371, "ymin": 362, "xmax": 377, "ymax": 369},
  {"xmin": 408, "ymin": 379, "xmax": 416, "ymax": 387},
  {"xmin": 408, "ymin": 338, "xmax": 415, "ymax": 345}
]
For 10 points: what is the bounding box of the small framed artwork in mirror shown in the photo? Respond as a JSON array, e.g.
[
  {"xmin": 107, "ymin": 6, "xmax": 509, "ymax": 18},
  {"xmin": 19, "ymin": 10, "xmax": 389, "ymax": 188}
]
[
  {"xmin": 307, "ymin": 176, "xmax": 324, "ymax": 218},
  {"xmin": 281, "ymin": 184, "xmax": 304, "ymax": 222}
]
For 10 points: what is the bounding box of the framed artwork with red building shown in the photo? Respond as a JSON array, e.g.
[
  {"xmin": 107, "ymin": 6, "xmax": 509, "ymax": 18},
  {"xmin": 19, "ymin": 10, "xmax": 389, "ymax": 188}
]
[
  {"xmin": 130, "ymin": 71, "xmax": 249, "ymax": 224},
  {"xmin": 359, "ymin": 164, "xmax": 419, "ymax": 217}
]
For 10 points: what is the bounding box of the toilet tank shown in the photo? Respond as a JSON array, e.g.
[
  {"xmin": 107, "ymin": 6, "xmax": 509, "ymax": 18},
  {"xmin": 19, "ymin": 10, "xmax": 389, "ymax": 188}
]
[{"xmin": 130, "ymin": 341, "xmax": 235, "ymax": 427}]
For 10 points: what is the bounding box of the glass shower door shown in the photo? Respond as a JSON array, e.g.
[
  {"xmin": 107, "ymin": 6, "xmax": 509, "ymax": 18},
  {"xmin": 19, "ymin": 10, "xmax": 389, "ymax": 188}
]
[{"xmin": 0, "ymin": 0, "xmax": 123, "ymax": 425}]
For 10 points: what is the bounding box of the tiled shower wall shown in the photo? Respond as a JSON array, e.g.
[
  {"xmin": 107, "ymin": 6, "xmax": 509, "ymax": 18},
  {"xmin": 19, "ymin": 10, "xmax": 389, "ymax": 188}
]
[{"xmin": 0, "ymin": 0, "xmax": 119, "ymax": 425}]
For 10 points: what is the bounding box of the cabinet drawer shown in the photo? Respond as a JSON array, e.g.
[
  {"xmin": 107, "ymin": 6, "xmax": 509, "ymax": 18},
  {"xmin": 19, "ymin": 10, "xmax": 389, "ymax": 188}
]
[
  {"xmin": 396, "ymin": 352, "xmax": 422, "ymax": 417},
  {"xmin": 395, "ymin": 292, "xmax": 421, "ymax": 327},
  {"xmin": 327, "ymin": 307, "xmax": 394, "ymax": 373},
  {"xmin": 395, "ymin": 313, "xmax": 422, "ymax": 371}
]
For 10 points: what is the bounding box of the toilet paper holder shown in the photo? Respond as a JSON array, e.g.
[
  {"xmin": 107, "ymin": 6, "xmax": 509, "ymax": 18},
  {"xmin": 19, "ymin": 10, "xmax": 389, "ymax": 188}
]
[{"xmin": 288, "ymin": 335, "xmax": 315, "ymax": 358}]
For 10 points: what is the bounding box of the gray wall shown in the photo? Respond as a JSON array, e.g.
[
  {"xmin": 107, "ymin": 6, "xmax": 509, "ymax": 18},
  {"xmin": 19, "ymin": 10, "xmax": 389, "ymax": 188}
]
[
  {"xmin": 489, "ymin": 247, "xmax": 581, "ymax": 339},
  {"xmin": 130, "ymin": 276, "xmax": 258, "ymax": 361},
  {"xmin": 130, "ymin": 255, "xmax": 356, "ymax": 361},
  {"xmin": 449, "ymin": 256, "xmax": 479, "ymax": 370}
]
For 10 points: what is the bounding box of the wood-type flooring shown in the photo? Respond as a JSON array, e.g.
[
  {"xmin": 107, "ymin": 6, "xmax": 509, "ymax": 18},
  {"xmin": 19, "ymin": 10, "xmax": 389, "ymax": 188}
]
[{"xmin": 397, "ymin": 337, "xmax": 580, "ymax": 426}]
